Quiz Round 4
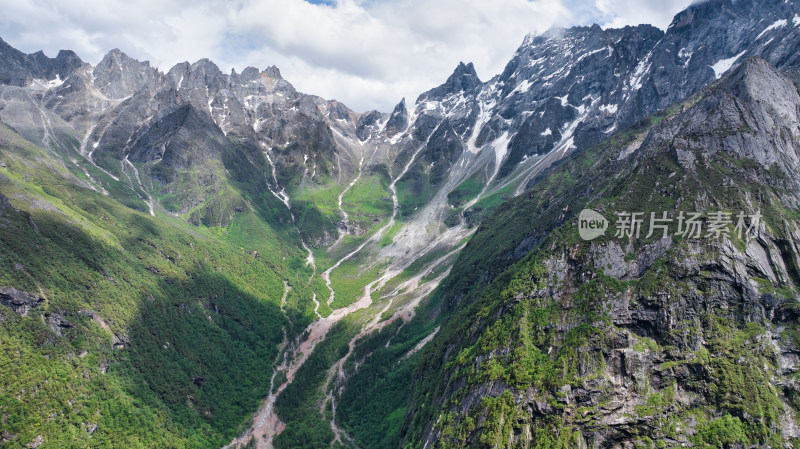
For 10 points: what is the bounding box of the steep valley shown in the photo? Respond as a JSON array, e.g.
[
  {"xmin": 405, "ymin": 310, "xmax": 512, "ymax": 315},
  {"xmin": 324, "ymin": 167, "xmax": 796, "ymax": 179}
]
[{"xmin": 3, "ymin": 0, "xmax": 800, "ymax": 448}]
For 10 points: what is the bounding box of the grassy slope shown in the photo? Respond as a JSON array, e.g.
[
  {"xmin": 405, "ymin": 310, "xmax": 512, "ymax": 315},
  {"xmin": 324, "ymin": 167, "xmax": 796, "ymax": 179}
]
[{"xmin": 0, "ymin": 123, "xmax": 316, "ymax": 448}]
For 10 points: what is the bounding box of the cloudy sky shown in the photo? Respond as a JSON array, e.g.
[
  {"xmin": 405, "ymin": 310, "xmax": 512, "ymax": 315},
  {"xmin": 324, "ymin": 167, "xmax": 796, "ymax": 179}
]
[{"xmin": 0, "ymin": 0, "xmax": 692, "ymax": 112}]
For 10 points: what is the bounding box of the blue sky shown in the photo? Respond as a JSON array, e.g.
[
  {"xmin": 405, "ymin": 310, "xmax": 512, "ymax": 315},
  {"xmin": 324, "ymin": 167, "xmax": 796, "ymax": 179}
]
[{"xmin": 0, "ymin": 0, "xmax": 693, "ymax": 111}]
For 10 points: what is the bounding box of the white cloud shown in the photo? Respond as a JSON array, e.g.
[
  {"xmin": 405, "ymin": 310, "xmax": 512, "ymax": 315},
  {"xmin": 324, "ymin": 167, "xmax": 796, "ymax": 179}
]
[
  {"xmin": 0, "ymin": 0, "xmax": 691, "ymax": 111},
  {"xmin": 593, "ymin": 0, "xmax": 695, "ymax": 30}
]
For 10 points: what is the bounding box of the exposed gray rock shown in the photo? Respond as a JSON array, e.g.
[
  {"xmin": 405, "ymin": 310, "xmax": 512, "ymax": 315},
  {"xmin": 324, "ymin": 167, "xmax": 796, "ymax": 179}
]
[
  {"xmin": 27, "ymin": 434, "xmax": 43, "ymax": 449},
  {"xmin": 417, "ymin": 62, "xmax": 481, "ymax": 103},
  {"xmin": 0, "ymin": 287, "xmax": 44, "ymax": 316},
  {"xmin": 92, "ymin": 49, "xmax": 159, "ymax": 99},
  {"xmin": 46, "ymin": 313, "xmax": 74, "ymax": 336},
  {"xmin": 646, "ymin": 57, "xmax": 800, "ymax": 207},
  {"xmin": 0, "ymin": 191, "xmax": 11, "ymax": 210},
  {"xmin": 0, "ymin": 430, "xmax": 16, "ymax": 444},
  {"xmin": 0, "ymin": 37, "xmax": 83, "ymax": 87},
  {"xmin": 384, "ymin": 97, "xmax": 408, "ymax": 137},
  {"xmin": 129, "ymin": 104, "xmax": 225, "ymax": 171},
  {"xmin": 355, "ymin": 110, "xmax": 383, "ymax": 141},
  {"xmin": 590, "ymin": 241, "xmax": 632, "ymax": 279}
]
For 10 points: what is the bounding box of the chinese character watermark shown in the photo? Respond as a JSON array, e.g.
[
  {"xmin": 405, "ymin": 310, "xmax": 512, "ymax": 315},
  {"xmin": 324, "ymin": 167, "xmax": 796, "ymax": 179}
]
[{"xmin": 578, "ymin": 209, "xmax": 761, "ymax": 242}]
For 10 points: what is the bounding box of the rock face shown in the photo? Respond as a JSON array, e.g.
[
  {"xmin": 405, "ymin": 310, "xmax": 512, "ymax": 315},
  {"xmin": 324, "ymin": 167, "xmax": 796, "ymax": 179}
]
[
  {"xmin": 0, "ymin": 191, "xmax": 11, "ymax": 210},
  {"xmin": 0, "ymin": 287, "xmax": 44, "ymax": 316},
  {"xmin": 356, "ymin": 110, "xmax": 383, "ymax": 141},
  {"xmin": 92, "ymin": 49, "xmax": 159, "ymax": 100},
  {"xmin": 46, "ymin": 313, "xmax": 73, "ymax": 336},
  {"xmin": 417, "ymin": 61, "xmax": 482, "ymax": 103},
  {"xmin": 643, "ymin": 0, "xmax": 800, "ymax": 110},
  {"xmin": 402, "ymin": 58, "xmax": 800, "ymax": 448},
  {"xmin": 661, "ymin": 57, "xmax": 800, "ymax": 187},
  {"xmin": 0, "ymin": 37, "xmax": 82, "ymax": 87},
  {"xmin": 129, "ymin": 104, "xmax": 226, "ymax": 172},
  {"xmin": 384, "ymin": 98, "xmax": 408, "ymax": 137}
]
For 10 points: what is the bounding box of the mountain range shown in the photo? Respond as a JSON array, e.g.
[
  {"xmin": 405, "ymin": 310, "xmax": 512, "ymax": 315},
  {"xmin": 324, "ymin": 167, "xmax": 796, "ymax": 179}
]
[{"xmin": 2, "ymin": 0, "xmax": 800, "ymax": 447}]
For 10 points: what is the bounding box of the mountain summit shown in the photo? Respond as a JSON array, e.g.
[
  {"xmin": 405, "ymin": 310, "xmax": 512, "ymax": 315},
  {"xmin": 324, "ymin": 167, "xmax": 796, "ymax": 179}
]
[{"xmin": 418, "ymin": 61, "xmax": 482, "ymax": 102}]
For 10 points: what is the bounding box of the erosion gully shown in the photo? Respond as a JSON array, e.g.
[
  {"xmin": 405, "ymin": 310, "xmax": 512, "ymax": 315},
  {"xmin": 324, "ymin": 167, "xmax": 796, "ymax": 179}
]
[{"xmin": 224, "ymin": 138, "xmax": 479, "ymax": 449}]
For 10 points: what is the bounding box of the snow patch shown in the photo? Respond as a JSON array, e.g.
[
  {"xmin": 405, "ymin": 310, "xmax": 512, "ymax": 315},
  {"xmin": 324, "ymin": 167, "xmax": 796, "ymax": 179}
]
[
  {"xmin": 511, "ymin": 79, "xmax": 532, "ymax": 95},
  {"xmin": 490, "ymin": 131, "xmax": 512, "ymax": 181},
  {"xmin": 465, "ymin": 95, "xmax": 496, "ymax": 154},
  {"xmin": 553, "ymin": 103, "xmax": 590, "ymax": 156},
  {"xmin": 560, "ymin": 119, "xmax": 581, "ymax": 147},
  {"xmin": 711, "ymin": 51, "xmax": 747, "ymax": 79},
  {"xmin": 599, "ymin": 104, "xmax": 618, "ymax": 114},
  {"xmin": 542, "ymin": 64, "xmax": 568, "ymax": 82},
  {"xmin": 29, "ymin": 76, "xmax": 65, "ymax": 90},
  {"xmin": 678, "ymin": 47, "xmax": 693, "ymax": 68},
  {"xmin": 540, "ymin": 128, "xmax": 552, "ymax": 137},
  {"xmin": 628, "ymin": 55, "xmax": 652, "ymax": 91},
  {"xmin": 526, "ymin": 56, "xmax": 547, "ymax": 68},
  {"xmin": 45, "ymin": 76, "xmax": 64, "ymax": 88},
  {"xmin": 559, "ymin": 137, "xmax": 575, "ymax": 154},
  {"xmin": 573, "ymin": 47, "xmax": 609, "ymax": 65},
  {"xmin": 756, "ymin": 19, "xmax": 787, "ymax": 40},
  {"xmin": 794, "ymin": 15, "xmax": 800, "ymax": 27},
  {"xmin": 389, "ymin": 130, "xmax": 405, "ymax": 145}
]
